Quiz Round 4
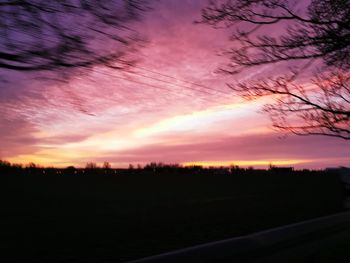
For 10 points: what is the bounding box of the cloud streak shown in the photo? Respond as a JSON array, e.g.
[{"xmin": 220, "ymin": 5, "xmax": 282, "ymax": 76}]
[
  {"xmin": 1, "ymin": 0, "xmax": 349, "ymax": 168},
  {"xmin": 96, "ymin": 133, "xmax": 350, "ymax": 169}
]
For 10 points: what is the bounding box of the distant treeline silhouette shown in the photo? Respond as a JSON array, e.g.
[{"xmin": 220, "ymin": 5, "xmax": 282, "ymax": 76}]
[{"xmin": 0, "ymin": 159, "xmax": 337, "ymax": 177}]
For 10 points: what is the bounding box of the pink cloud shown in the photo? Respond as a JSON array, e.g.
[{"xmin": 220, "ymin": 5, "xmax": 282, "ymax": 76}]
[
  {"xmin": 1, "ymin": 0, "xmax": 348, "ymax": 169},
  {"xmin": 95, "ymin": 133, "xmax": 350, "ymax": 169}
]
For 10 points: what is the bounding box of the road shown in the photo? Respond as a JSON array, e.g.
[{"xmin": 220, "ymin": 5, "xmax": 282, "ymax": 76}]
[{"xmin": 128, "ymin": 211, "xmax": 350, "ymax": 263}]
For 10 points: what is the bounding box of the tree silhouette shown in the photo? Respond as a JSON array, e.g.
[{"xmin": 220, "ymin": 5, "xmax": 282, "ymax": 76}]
[
  {"xmin": 201, "ymin": 0, "xmax": 350, "ymax": 139},
  {"xmin": 86, "ymin": 162, "xmax": 98, "ymax": 169},
  {"xmin": 0, "ymin": 1, "xmax": 149, "ymax": 73},
  {"xmin": 103, "ymin": 162, "xmax": 112, "ymax": 170}
]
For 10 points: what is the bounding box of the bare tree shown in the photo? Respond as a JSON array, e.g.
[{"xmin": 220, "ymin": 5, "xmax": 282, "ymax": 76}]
[
  {"xmin": 103, "ymin": 161, "xmax": 112, "ymax": 169},
  {"xmin": 0, "ymin": 0, "xmax": 149, "ymax": 73},
  {"xmin": 85, "ymin": 162, "xmax": 98, "ymax": 169},
  {"xmin": 201, "ymin": 0, "xmax": 350, "ymax": 139}
]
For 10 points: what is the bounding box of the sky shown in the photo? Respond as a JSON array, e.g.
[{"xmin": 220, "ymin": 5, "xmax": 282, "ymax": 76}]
[{"xmin": 0, "ymin": 0, "xmax": 349, "ymax": 169}]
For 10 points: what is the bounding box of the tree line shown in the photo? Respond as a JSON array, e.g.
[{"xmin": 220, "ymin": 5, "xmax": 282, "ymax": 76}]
[{"xmin": 0, "ymin": 159, "xmax": 334, "ymax": 177}]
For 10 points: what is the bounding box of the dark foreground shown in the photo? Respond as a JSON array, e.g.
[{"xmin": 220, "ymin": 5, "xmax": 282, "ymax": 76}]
[
  {"xmin": 129, "ymin": 211, "xmax": 350, "ymax": 263},
  {"xmin": 0, "ymin": 174, "xmax": 345, "ymax": 262}
]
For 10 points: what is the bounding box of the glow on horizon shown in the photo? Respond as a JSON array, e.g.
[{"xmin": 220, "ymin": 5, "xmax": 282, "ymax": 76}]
[
  {"xmin": 183, "ymin": 160, "xmax": 312, "ymax": 168},
  {"xmin": 6, "ymin": 100, "xmax": 267, "ymax": 166},
  {"xmin": 5, "ymin": 93, "xmax": 349, "ymax": 169}
]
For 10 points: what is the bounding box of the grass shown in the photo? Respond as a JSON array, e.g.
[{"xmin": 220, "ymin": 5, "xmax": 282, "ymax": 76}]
[{"xmin": 0, "ymin": 173, "xmax": 344, "ymax": 262}]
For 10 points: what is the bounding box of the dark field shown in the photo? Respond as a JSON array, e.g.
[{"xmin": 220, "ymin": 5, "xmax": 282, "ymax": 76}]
[{"xmin": 0, "ymin": 173, "xmax": 344, "ymax": 262}]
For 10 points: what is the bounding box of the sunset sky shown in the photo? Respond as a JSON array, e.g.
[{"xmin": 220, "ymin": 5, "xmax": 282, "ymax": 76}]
[{"xmin": 1, "ymin": 0, "xmax": 349, "ymax": 169}]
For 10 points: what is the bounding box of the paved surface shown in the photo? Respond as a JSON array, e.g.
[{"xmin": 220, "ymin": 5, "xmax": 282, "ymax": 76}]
[
  {"xmin": 128, "ymin": 212, "xmax": 350, "ymax": 263},
  {"xmin": 230, "ymin": 223, "xmax": 350, "ymax": 262}
]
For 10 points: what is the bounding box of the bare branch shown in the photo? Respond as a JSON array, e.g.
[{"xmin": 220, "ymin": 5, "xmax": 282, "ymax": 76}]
[
  {"xmin": 202, "ymin": 0, "xmax": 350, "ymax": 140},
  {"xmin": 0, "ymin": 1, "xmax": 150, "ymax": 74}
]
